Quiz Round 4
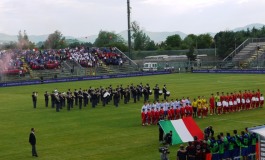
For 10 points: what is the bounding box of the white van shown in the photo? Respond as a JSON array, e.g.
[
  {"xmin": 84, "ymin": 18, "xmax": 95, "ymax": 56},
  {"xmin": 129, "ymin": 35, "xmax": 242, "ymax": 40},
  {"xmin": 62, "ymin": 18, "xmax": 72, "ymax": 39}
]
[{"xmin": 143, "ymin": 62, "xmax": 158, "ymax": 71}]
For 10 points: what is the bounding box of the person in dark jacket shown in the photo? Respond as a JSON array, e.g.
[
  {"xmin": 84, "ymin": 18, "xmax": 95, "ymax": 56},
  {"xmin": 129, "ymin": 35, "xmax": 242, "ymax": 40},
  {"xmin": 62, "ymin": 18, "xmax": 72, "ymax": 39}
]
[{"xmin": 29, "ymin": 128, "xmax": 38, "ymax": 157}]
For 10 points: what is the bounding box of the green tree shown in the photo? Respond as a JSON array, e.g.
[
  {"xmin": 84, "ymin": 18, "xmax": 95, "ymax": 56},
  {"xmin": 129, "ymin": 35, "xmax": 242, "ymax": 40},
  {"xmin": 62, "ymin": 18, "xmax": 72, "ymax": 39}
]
[
  {"xmin": 186, "ymin": 46, "xmax": 197, "ymax": 61},
  {"xmin": 17, "ymin": 30, "xmax": 34, "ymax": 49},
  {"xmin": 44, "ymin": 30, "xmax": 66, "ymax": 49},
  {"xmin": 197, "ymin": 33, "xmax": 213, "ymax": 49},
  {"xmin": 94, "ymin": 30, "xmax": 125, "ymax": 47},
  {"xmin": 131, "ymin": 21, "xmax": 152, "ymax": 51},
  {"xmin": 181, "ymin": 34, "xmax": 197, "ymax": 49},
  {"xmin": 214, "ymin": 31, "xmax": 236, "ymax": 59},
  {"xmin": 145, "ymin": 40, "xmax": 157, "ymax": 51},
  {"xmin": 105, "ymin": 42, "xmax": 128, "ymax": 52},
  {"xmin": 165, "ymin": 34, "xmax": 182, "ymax": 48},
  {"xmin": 1, "ymin": 41, "xmax": 17, "ymax": 49}
]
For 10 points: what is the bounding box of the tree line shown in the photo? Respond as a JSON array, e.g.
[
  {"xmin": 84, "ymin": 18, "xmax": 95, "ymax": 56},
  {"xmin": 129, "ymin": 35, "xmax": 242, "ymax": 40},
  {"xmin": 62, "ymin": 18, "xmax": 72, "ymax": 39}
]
[{"xmin": 1, "ymin": 23, "xmax": 265, "ymax": 60}]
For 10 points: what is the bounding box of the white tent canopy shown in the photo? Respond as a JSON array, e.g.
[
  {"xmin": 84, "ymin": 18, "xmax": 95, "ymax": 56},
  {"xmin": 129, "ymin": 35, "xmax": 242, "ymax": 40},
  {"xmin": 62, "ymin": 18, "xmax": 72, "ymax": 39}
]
[{"xmin": 248, "ymin": 125, "xmax": 265, "ymax": 137}]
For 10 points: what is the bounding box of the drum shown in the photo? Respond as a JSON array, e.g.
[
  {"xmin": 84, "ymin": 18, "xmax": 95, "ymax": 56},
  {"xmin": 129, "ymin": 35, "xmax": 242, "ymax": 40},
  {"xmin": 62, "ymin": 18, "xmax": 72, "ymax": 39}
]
[
  {"xmin": 159, "ymin": 90, "xmax": 163, "ymax": 95},
  {"xmin": 103, "ymin": 92, "xmax": 110, "ymax": 98},
  {"xmin": 166, "ymin": 91, "xmax": 170, "ymax": 96},
  {"xmin": 149, "ymin": 90, "xmax": 152, "ymax": 95}
]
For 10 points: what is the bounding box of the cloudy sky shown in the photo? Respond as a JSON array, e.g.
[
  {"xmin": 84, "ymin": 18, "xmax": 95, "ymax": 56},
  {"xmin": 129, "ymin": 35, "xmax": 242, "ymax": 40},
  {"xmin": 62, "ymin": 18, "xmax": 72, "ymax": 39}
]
[{"xmin": 0, "ymin": 0, "xmax": 264, "ymax": 37}]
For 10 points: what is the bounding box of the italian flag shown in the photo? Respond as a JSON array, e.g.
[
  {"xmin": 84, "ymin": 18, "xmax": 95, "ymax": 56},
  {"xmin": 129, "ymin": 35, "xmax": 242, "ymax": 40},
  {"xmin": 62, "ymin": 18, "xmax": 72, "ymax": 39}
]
[{"xmin": 159, "ymin": 117, "xmax": 204, "ymax": 145}]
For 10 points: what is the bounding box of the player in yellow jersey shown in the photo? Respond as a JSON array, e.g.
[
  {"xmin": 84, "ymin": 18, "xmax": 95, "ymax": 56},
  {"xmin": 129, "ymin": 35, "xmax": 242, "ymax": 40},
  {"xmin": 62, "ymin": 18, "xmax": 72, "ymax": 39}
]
[
  {"xmin": 191, "ymin": 98, "xmax": 198, "ymax": 118},
  {"xmin": 202, "ymin": 100, "xmax": 209, "ymax": 118},
  {"xmin": 215, "ymin": 92, "xmax": 221, "ymax": 115},
  {"xmin": 197, "ymin": 101, "xmax": 202, "ymax": 118}
]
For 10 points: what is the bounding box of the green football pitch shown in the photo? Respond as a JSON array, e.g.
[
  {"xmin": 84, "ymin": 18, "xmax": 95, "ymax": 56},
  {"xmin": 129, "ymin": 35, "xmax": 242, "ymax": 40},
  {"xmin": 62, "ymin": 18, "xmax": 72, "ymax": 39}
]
[{"xmin": 0, "ymin": 73, "xmax": 264, "ymax": 160}]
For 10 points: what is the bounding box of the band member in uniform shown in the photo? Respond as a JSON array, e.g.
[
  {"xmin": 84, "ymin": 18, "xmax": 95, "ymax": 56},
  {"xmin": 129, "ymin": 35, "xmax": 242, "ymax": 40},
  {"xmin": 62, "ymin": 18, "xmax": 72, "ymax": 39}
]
[
  {"xmin": 78, "ymin": 93, "xmax": 83, "ymax": 109},
  {"xmin": 66, "ymin": 92, "xmax": 72, "ymax": 111},
  {"xmin": 59, "ymin": 92, "xmax": 64, "ymax": 109},
  {"xmin": 83, "ymin": 89, "xmax": 89, "ymax": 107},
  {"xmin": 50, "ymin": 91, "xmax": 56, "ymax": 108},
  {"xmin": 163, "ymin": 84, "xmax": 167, "ymax": 100},
  {"xmin": 91, "ymin": 90, "xmax": 97, "ymax": 108},
  {"xmin": 136, "ymin": 85, "xmax": 141, "ymax": 101},
  {"xmin": 131, "ymin": 87, "xmax": 137, "ymax": 103},
  {"xmin": 143, "ymin": 86, "xmax": 149, "ymax": 102},
  {"xmin": 146, "ymin": 83, "xmax": 151, "ymax": 101},
  {"xmin": 74, "ymin": 89, "xmax": 78, "ymax": 106},
  {"xmin": 44, "ymin": 91, "xmax": 49, "ymax": 107},
  {"xmin": 113, "ymin": 89, "xmax": 120, "ymax": 107},
  {"xmin": 32, "ymin": 91, "xmax": 38, "ymax": 108},
  {"xmin": 124, "ymin": 88, "xmax": 130, "ymax": 104},
  {"xmin": 55, "ymin": 92, "xmax": 60, "ymax": 112},
  {"xmin": 153, "ymin": 84, "xmax": 160, "ymax": 101}
]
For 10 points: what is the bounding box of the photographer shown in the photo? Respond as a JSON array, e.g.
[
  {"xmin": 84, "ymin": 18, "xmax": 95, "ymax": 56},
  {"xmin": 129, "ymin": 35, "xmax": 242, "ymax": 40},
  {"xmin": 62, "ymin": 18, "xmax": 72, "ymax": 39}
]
[
  {"xmin": 158, "ymin": 122, "xmax": 164, "ymax": 143},
  {"xmin": 177, "ymin": 144, "xmax": 187, "ymax": 160},
  {"xmin": 159, "ymin": 146, "xmax": 170, "ymax": 160},
  {"xmin": 164, "ymin": 131, "xmax": 173, "ymax": 146},
  {"xmin": 204, "ymin": 126, "xmax": 214, "ymax": 138}
]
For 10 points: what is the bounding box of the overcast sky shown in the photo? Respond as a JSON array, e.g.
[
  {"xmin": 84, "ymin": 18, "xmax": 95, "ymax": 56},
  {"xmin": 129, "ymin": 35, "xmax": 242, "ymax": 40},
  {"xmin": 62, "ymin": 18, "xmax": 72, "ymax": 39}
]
[{"xmin": 0, "ymin": 0, "xmax": 264, "ymax": 38}]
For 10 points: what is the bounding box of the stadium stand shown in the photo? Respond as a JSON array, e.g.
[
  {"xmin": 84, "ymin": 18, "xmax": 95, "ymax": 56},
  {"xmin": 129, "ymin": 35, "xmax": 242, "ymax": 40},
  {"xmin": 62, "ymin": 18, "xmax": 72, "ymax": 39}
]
[
  {"xmin": 222, "ymin": 38, "xmax": 265, "ymax": 69},
  {"xmin": 0, "ymin": 47, "xmax": 139, "ymax": 82}
]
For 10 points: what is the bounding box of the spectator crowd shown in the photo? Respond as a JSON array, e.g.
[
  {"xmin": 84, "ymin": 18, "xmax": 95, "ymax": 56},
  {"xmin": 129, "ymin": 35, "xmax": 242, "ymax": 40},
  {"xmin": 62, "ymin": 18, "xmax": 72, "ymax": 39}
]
[{"xmin": 0, "ymin": 46, "xmax": 125, "ymax": 76}]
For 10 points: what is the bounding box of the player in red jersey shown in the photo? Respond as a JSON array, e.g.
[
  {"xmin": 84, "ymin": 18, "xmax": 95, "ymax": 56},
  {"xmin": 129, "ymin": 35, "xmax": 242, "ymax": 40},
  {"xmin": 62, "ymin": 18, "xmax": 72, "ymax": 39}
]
[
  {"xmin": 167, "ymin": 107, "xmax": 172, "ymax": 120},
  {"xmin": 170, "ymin": 106, "xmax": 175, "ymax": 120},
  {"xmin": 246, "ymin": 90, "xmax": 252, "ymax": 109},
  {"xmin": 146, "ymin": 108, "xmax": 151, "ymax": 125},
  {"xmin": 159, "ymin": 106, "xmax": 164, "ymax": 120},
  {"xmin": 242, "ymin": 90, "xmax": 248, "ymax": 110},
  {"xmin": 185, "ymin": 103, "xmax": 192, "ymax": 117},
  {"xmin": 233, "ymin": 92, "xmax": 238, "ymax": 111},
  {"xmin": 141, "ymin": 109, "xmax": 146, "ymax": 126},
  {"xmin": 228, "ymin": 93, "xmax": 234, "ymax": 112},
  {"xmin": 237, "ymin": 91, "xmax": 242, "ymax": 111},
  {"xmin": 260, "ymin": 93, "xmax": 264, "ymax": 108},
  {"xmin": 175, "ymin": 106, "xmax": 181, "ymax": 119},
  {"xmin": 255, "ymin": 89, "xmax": 261, "ymax": 108},
  {"xmin": 150, "ymin": 107, "xmax": 155, "ymax": 125},
  {"xmin": 180, "ymin": 104, "xmax": 186, "ymax": 118},
  {"xmin": 251, "ymin": 90, "xmax": 256, "ymax": 109},
  {"xmin": 155, "ymin": 108, "xmax": 160, "ymax": 124}
]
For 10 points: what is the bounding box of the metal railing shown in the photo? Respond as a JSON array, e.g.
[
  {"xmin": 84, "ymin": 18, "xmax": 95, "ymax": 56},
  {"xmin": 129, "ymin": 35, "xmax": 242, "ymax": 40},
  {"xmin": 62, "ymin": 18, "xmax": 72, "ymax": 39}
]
[
  {"xmin": 223, "ymin": 38, "xmax": 265, "ymax": 62},
  {"xmin": 114, "ymin": 47, "xmax": 138, "ymax": 66}
]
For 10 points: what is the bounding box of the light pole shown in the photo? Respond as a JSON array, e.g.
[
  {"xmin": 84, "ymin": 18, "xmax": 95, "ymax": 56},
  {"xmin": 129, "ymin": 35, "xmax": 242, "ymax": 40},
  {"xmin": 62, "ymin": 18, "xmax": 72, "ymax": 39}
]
[
  {"xmin": 257, "ymin": 44, "xmax": 259, "ymax": 70},
  {"xmin": 214, "ymin": 40, "xmax": 217, "ymax": 68},
  {"xmin": 127, "ymin": 0, "xmax": 132, "ymax": 61}
]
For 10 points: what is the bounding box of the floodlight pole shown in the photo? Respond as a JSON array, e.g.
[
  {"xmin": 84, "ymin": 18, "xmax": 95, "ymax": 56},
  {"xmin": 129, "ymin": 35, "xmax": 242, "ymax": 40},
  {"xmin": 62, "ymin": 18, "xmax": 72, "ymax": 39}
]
[{"xmin": 127, "ymin": 0, "xmax": 132, "ymax": 61}]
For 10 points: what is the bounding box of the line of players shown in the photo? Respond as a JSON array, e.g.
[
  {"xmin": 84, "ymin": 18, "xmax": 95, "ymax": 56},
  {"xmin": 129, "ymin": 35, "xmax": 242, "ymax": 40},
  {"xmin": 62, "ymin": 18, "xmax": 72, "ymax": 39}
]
[
  {"xmin": 141, "ymin": 89, "xmax": 264, "ymax": 126},
  {"xmin": 141, "ymin": 98, "xmax": 194, "ymax": 126},
  {"xmin": 41, "ymin": 83, "xmax": 170, "ymax": 112},
  {"xmin": 209, "ymin": 89, "xmax": 264, "ymax": 115}
]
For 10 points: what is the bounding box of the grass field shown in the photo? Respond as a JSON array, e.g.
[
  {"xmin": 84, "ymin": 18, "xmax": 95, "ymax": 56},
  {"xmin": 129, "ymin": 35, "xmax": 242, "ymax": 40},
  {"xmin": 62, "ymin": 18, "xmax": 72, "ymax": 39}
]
[{"xmin": 0, "ymin": 73, "xmax": 265, "ymax": 160}]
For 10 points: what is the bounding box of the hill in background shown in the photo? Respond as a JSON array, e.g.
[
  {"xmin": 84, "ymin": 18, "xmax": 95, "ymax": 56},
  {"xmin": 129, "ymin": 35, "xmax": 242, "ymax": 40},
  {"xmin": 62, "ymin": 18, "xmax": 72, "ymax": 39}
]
[{"xmin": 0, "ymin": 23, "xmax": 264, "ymax": 44}]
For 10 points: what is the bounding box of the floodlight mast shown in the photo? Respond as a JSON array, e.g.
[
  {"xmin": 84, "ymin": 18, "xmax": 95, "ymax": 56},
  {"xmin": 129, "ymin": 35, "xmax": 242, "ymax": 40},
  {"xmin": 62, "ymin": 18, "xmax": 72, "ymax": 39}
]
[{"xmin": 127, "ymin": 0, "xmax": 132, "ymax": 60}]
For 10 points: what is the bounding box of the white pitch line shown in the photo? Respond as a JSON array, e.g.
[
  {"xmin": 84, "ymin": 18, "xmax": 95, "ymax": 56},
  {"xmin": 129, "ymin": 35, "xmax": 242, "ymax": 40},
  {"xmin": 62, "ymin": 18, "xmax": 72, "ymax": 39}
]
[{"xmin": 211, "ymin": 117, "xmax": 260, "ymax": 125}]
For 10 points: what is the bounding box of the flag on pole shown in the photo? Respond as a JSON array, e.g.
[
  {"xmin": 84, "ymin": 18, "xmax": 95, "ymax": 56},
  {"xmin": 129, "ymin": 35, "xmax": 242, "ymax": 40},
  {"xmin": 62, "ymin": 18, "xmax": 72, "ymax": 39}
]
[{"xmin": 159, "ymin": 117, "xmax": 204, "ymax": 145}]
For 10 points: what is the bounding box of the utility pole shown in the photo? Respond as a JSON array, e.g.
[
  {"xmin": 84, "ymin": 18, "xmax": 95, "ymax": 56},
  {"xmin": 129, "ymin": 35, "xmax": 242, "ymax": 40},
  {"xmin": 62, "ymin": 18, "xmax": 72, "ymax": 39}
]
[{"xmin": 127, "ymin": 0, "xmax": 132, "ymax": 60}]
